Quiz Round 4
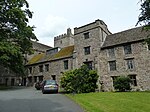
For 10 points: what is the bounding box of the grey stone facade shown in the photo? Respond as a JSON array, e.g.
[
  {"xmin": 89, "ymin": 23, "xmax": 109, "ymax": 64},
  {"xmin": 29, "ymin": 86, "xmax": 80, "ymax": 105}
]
[
  {"xmin": 0, "ymin": 65, "xmax": 20, "ymax": 86},
  {"xmin": 99, "ymin": 27, "xmax": 150, "ymax": 91},
  {"xmin": 73, "ymin": 20, "xmax": 111, "ymax": 69},
  {"xmin": 0, "ymin": 41, "xmax": 51, "ymax": 86},
  {"xmin": 54, "ymin": 28, "xmax": 74, "ymax": 49},
  {"xmin": 25, "ymin": 20, "xmax": 150, "ymax": 91},
  {"xmin": 26, "ymin": 45, "xmax": 74, "ymax": 86}
]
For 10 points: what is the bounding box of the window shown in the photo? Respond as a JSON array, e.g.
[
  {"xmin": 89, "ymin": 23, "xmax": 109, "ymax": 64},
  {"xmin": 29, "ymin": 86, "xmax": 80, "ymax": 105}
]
[
  {"xmin": 111, "ymin": 76, "xmax": 119, "ymax": 86},
  {"xmin": 124, "ymin": 44, "xmax": 132, "ymax": 54},
  {"xmin": 52, "ymin": 75, "xmax": 56, "ymax": 80},
  {"xmin": 108, "ymin": 48, "xmax": 115, "ymax": 58},
  {"xmin": 129, "ymin": 75, "xmax": 137, "ymax": 86},
  {"xmin": 45, "ymin": 64, "xmax": 49, "ymax": 72},
  {"xmin": 84, "ymin": 46, "xmax": 90, "ymax": 55},
  {"xmin": 84, "ymin": 32, "xmax": 89, "ymax": 39},
  {"xmin": 39, "ymin": 65, "xmax": 43, "ymax": 72},
  {"xmin": 29, "ymin": 67, "xmax": 32, "ymax": 74},
  {"xmin": 109, "ymin": 61, "xmax": 116, "ymax": 71},
  {"xmin": 126, "ymin": 59, "xmax": 134, "ymax": 70},
  {"xmin": 64, "ymin": 60, "xmax": 68, "ymax": 70},
  {"xmin": 84, "ymin": 61, "xmax": 93, "ymax": 70}
]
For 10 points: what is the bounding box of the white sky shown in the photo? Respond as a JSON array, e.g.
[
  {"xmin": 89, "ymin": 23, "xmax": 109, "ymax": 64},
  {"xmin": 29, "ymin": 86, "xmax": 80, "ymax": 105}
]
[{"xmin": 27, "ymin": 0, "xmax": 141, "ymax": 47}]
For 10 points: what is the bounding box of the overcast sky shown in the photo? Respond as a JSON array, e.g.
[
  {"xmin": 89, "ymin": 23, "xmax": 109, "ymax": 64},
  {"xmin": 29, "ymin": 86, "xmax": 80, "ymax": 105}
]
[{"xmin": 27, "ymin": 0, "xmax": 140, "ymax": 47}]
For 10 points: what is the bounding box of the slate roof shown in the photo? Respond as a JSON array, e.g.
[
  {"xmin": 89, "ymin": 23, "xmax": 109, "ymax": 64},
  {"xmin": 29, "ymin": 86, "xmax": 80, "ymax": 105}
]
[
  {"xmin": 32, "ymin": 41, "xmax": 52, "ymax": 50},
  {"xmin": 27, "ymin": 45, "xmax": 74, "ymax": 65},
  {"xmin": 102, "ymin": 27, "xmax": 150, "ymax": 49}
]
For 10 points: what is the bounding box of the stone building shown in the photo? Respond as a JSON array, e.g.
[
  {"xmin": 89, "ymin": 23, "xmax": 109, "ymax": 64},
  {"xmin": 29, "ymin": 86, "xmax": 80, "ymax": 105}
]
[
  {"xmin": 0, "ymin": 41, "xmax": 51, "ymax": 86},
  {"xmin": 0, "ymin": 65, "xmax": 20, "ymax": 86},
  {"xmin": 54, "ymin": 28, "xmax": 74, "ymax": 49},
  {"xmin": 73, "ymin": 19, "xmax": 111, "ymax": 70},
  {"xmin": 99, "ymin": 27, "xmax": 150, "ymax": 91},
  {"xmin": 25, "ymin": 28, "xmax": 75, "ymax": 86},
  {"xmin": 26, "ymin": 19, "xmax": 111, "ymax": 86},
  {"xmin": 26, "ymin": 19, "xmax": 150, "ymax": 91}
]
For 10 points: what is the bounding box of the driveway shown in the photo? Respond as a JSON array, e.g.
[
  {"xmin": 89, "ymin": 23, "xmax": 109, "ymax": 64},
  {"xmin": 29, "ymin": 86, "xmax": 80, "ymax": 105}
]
[{"xmin": 0, "ymin": 87, "xmax": 84, "ymax": 112}]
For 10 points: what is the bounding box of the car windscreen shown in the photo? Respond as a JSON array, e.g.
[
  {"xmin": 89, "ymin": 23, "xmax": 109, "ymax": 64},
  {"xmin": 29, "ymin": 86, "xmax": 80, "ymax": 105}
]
[{"xmin": 45, "ymin": 80, "xmax": 56, "ymax": 85}]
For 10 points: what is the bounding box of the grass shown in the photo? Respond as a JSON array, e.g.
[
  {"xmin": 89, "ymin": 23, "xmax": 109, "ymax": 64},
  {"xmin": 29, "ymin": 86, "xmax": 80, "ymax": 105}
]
[{"xmin": 66, "ymin": 92, "xmax": 150, "ymax": 112}]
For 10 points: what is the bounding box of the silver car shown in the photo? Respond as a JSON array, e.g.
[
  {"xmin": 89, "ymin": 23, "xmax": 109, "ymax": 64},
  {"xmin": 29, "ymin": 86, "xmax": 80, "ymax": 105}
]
[{"xmin": 42, "ymin": 80, "xmax": 58, "ymax": 94}]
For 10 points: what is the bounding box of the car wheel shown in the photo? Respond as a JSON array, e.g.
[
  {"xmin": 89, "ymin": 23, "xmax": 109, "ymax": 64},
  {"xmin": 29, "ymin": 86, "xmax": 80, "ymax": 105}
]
[{"xmin": 55, "ymin": 90, "xmax": 58, "ymax": 93}]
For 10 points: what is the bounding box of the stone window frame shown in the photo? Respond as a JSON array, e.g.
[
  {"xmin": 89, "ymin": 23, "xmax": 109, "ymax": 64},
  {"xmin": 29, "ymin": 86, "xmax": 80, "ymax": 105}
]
[
  {"xmin": 84, "ymin": 32, "xmax": 90, "ymax": 39},
  {"xmin": 64, "ymin": 60, "xmax": 69, "ymax": 70},
  {"xmin": 126, "ymin": 58, "xmax": 135, "ymax": 70},
  {"xmin": 107, "ymin": 47, "xmax": 115, "ymax": 58},
  {"xmin": 39, "ymin": 65, "xmax": 43, "ymax": 72},
  {"xmin": 84, "ymin": 46, "xmax": 91, "ymax": 55},
  {"xmin": 147, "ymin": 43, "xmax": 150, "ymax": 51},
  {"xmin": 29, "ymin": 67, "xmax": 32, "ymax": 74},
  {"xmin": 52, "ymin": 75, "xmax": 56, "ymax": 80},
  {"xmin": 123, "ymin": 44, "xmax": 132, "ymax": 55},
  {"xmin": 128, "ymin": 75, "xmax": 137, "ymax": 86},
  {"xmin": 108, "ymin": 60, "xmax": 117, "ymax": 71},
  {"xmin": 83, "ymin": 61, "xmax": 93, "ymax": 70},
  {"xmin": 45, "ymin": 64, "xmax": 49, "ymax": 72}
]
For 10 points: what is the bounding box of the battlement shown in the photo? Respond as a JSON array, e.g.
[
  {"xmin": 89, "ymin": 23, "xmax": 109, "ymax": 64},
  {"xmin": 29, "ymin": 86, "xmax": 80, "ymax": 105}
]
[
  {"xmin": 54, "ymin": 28, "xmax": 73, "ymax": 41},
  {"xmin": 54, "ymin": 33, "xmax": 67, "ymax": 40},
  {"xmin": 54, "ymin": 28, "xmax": 74, "ymax": 48}
]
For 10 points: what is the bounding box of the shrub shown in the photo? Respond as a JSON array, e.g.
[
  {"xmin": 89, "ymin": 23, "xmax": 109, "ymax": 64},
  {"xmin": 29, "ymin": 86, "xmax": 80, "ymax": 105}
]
[
  {"xmin": 114, "ymin": 76, "xmax": 131, "ymax": 92},
  {"xmin": 60, "ymin": 65, "xmax": 98, "ymax": 93}
]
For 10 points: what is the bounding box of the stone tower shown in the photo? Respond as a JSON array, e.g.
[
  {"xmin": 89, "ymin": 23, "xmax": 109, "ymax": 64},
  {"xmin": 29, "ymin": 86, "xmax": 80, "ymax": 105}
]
[
  {"xmin": 73, "ymin": 19, "xmax": 111, "ymax": 69},
  {"xmin": 54, "ymin": 28, "xmax": 74, "ymax": 48}
]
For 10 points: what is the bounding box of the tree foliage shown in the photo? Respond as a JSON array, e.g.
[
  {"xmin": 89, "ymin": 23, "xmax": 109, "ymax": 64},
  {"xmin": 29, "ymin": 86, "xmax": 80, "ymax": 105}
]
[
  {"xmin": 114, "ymin": 76, "xmax": 131, "ymax": 92},
  {"xmin": 0, "ymin": 0, "xmax": 37, "ymax": 75},
  {"xmin": 137, "ymin": 0, "xmax": 150, "ymax": 26},
  {"xmin": 60, "ymin": 65, "xmax": 98, "ymax": 93},
  {"xmin": 137, "ymin": 0, "xmax": 150, "ymax": 44}
]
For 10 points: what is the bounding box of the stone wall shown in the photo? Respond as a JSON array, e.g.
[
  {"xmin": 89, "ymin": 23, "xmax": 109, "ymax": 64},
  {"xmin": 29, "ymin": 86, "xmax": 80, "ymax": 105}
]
[
  {"xmin": 0, "ymin": 65, "xmax": 21, "ymax": 86},
  {"xmin": 73, "ymin": 19, "xmax": 111, "ymax": 69},
  {"xmin": 27, "ymin": 57, "xmax": 73, "ymax": 85},
  {"xmin": 99, "ymin": 42, "xmax": 150, "ymax": 91},
  {"xmin": 54, "ymin": 28, "xmax": 74, "ymax": 49}
]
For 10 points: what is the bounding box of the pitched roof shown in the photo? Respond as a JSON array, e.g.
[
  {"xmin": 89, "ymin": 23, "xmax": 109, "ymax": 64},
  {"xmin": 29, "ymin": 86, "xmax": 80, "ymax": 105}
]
[
  {"xmin": 28, "ymin": 53, "xmax": 45, "ymax": 65},
  {"xmin": 52, "ymin": 45, "xmax": 74, "ymax": 60},
  {"xmin": 27, "ymin": 45, "xmax": 74, "ymax": 65},
  {"xmin": 102, "ymin": 27, "xmax": 150, "ymax": 49}
]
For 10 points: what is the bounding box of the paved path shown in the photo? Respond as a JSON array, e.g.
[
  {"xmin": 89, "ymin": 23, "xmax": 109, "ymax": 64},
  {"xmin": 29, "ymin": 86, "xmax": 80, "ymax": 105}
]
[{"xmin": 0, "ymin": 87, "xmax": 84, "ymax": 112}]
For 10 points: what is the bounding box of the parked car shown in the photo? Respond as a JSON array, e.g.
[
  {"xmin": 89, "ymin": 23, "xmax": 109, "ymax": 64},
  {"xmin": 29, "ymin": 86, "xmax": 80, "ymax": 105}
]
[
  {"xmin": 35, "ymin": 81, "xmax": 43, "ymax": 90},
  {"xmin": 42, "ymin": 80, "xmax": 58, "ymax": 94}
]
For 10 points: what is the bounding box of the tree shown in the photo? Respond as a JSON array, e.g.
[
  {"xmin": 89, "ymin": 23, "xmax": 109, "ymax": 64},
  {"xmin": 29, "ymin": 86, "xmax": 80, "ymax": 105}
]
[
  {"xmin": 114, "ymin": 76, "xmax": 131, "ymax": 92},
  {"xmin": 60, "ymin": 65, "xmax": 98, "ymax": 93},
  {"xmin": 137, "ymin": 0, "xmax": 150, "ymax": 45},
  {"xmin": 137, "ymin": 0, "xmax": 150, "ymax": 26},
  {"xmin": 0, "ymin": 0, "xmax": 38, "ymax": 75}
]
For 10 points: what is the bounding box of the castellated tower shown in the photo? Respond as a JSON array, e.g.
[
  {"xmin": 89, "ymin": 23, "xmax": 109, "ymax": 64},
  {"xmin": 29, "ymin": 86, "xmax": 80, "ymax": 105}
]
[
  {"xmin": 54, "ymin": 28, "xmax": 74, "ymax": 48},
  {"xmin": 73, "ymin": 19, "xmax": 111, "ymax": 69}
]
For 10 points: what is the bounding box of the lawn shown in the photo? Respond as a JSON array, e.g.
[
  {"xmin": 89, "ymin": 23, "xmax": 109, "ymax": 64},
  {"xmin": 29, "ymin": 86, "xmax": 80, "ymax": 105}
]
[{"xmin": 67, "ymin": 92, "xmax": 150, "ymax": 112}]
